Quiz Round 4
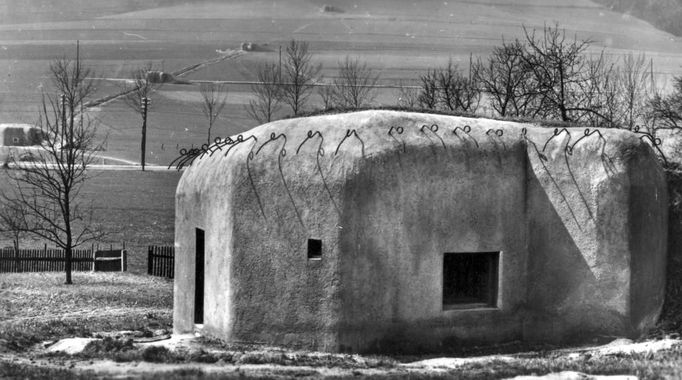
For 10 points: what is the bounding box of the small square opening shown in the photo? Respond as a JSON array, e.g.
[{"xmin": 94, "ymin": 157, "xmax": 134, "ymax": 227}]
[
  {"xmin": 307, "ymin": 239, "xmax": 322, "ymax": 260},
  {"xmin": 443, "ymin": 252, "xmax": 499, "ymax": 310}
]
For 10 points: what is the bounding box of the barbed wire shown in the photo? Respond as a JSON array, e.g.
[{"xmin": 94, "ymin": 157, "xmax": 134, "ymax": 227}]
[
  {"xmin": 169, "ymin": 122, "xmax": 670, "ymax": 171},
  {"xmin": 166, "ymin": 122, "xmax": 669, "ymax": 231},
  {"xmin": 334, "ymin": 129, "xmax": 365, "ymax": 157},
  {"xmin": 486, "ymin": 128, "xmax": 506, "ymax": 151},
  {"xmin": 630, "ymin": 125, "xmax": 668, "ymax": 166},
  {"xmin": 297, "ymin": 130, "xmax": 339, "ymax": 214},
  {"xmin": 522, "ymin": 127, "xmax": 582, "ymax": 229},
  {"xmin": 388, "ymin": 126, "xmax": 406, "ymax": 153},
  {"xmin": 453, "ymin": 125, "xmax": 479, "ymax": 148},
  {"xmin": 420, "ymin": 123, "xmax": 446, "ymax": 150}
]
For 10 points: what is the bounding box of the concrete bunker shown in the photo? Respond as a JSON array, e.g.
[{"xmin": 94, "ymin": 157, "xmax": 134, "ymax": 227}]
[{"xmin": 173, "ymin": 110, "xmax": 668, "ymax": 353}]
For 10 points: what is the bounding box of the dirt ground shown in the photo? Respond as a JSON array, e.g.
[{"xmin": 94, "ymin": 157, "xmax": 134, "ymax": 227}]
[{"xmin": 2, "ymin": 334, "xmax": 681, "ymax": 379}]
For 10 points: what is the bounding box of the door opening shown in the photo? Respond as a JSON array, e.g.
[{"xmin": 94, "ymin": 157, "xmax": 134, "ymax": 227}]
[{"xmin": 194, "ymin": 228, "xmax": 205, "ymax": 324}]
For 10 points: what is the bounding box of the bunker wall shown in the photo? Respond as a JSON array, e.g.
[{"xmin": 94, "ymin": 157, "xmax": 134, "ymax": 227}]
[
  {"xmin": 628, "ymin": 143, "xmax": 668, "ymax": 334},
  {"xmin": 523, "ymin": 130, "xmax": 667, "ymax": 342},
  {"xmin": 335, "ymin": 141, "xmax": 529, "ymax": 352},
  {"xmin": 173, "ymin": 111, "xmax": 669, "ymax": 353},
  {"xmin": 174, "ymin": 154, "xmax": 239, "ymax": 337},
  {"xmin": 226, "ymin": 146, "xmax": 348, "ymax": 351}
]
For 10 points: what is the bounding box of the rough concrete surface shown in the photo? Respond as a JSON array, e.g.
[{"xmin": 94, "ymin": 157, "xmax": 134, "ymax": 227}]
[{"xmin": 174, "ymin": 110, "xmax": 668, "ymax": 353}]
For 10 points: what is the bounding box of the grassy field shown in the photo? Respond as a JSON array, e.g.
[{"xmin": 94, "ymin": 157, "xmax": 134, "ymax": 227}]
[
  {"xmin": 0, "ymin": 169, "xmax": 181, "ymax": 274},
  {"xmin": 0, "ymin": 272, "xmax": 173, "ymax": 352},
  {"xmin": 2, "ymin": 273, "xmax": 682, "ymax": 379},
  {"xmin": 1, "ymin": 0, "xmax": 682, "ymax": 166}
]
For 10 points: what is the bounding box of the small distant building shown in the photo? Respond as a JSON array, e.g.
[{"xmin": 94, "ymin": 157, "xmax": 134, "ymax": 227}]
[
  {"xmin": 146, "ymin": 71, "xmax": 176, "ymax": 84},
  {"xmin": 0, "ymin": 124, "xmax": 41, "ymax": 147},
  {"xmin": 173, "ymin": 111, "xmax": 668, "ymax": 353}
]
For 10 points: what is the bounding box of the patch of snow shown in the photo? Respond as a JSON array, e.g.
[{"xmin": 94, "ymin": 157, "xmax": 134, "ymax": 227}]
[
  {"xmin": 404, "ymin": 355, "xmax": 516, "ymax": 369},
  {"xmin": 136, "ymin": 333, "xmax": 196, "ymax": 350},
  {"xmin": 594, "ymin": 338, "xmax": 681, "ymax": 356},
  {"xmin": 47, "ymin": 337, "xmax": 98, "ymax": 355},
  {"xmin": 506, "ymin": 371, "xmax": 636, "ymax": 379}
]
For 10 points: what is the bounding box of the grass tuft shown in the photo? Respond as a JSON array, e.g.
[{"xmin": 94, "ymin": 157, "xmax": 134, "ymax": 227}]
[
  {"xmin": 141, "ymin": 345, "xmax": 176, "ymax": 363},
  {"xmin": 82, "ymin": 336, "xmax": 135, "ymax": 356}
]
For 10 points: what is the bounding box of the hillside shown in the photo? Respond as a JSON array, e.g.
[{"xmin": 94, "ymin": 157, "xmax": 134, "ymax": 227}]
[
  {"xmin": 593, "ymin": 0, "xmax": 682, "ymax": 37},
  {"xmin": 0, "ymin": 0, "xmax": 189, "ymax": 24},
  {"xmin": 0, "ymin": 0, "xmax": 681, "ymax": 165}
]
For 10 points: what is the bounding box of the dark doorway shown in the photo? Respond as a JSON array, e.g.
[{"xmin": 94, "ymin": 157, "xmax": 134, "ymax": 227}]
[
  {"xmin": 443, "ymin": 252, "xmax": 499, "ymax": 309},
  {"xmin": 194, "ymin": 228, "xmax": 205, "ymax": 324}
]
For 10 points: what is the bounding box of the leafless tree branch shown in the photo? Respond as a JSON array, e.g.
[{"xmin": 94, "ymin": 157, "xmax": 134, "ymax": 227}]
[
  {"xmin": 197, "ymin": 83, "xmax": 228, "ymax": 145},
  {"xmin": 0, "ymin": 51, "xmax": 107, "ymax": 284}
]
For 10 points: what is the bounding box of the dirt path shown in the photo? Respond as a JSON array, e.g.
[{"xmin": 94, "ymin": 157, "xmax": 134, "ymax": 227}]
[
  {"xmin": 171, "ymin": 50, "xmax": 244, "ymax": 79},
  {"xmin": 88, "ymin": 49, "xmax": 244, "ymax": 109}
]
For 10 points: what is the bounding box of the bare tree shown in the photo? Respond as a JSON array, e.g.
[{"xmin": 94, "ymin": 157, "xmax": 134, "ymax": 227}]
[
  {"xmin": 395, "ymin": 80, "xmax": 420, "ymax": 109},
  {"xmin": 122, "ymin": 63, "xmax": 160, "ymax": 171},
  {"xmin": 0, "ymin": 202, "xmax": 28, "ymax": 266},
  {"xmin": 619, "ymin": 53, "xmax": 652, "ymax": 130},
  {"xmin": 437, "ymin": 60, "xmax": 461, "ymax": 111},
  {"xmin": 246, "ymin": 62, "xmax": 282, "ymax": 124},
  {"xmin": 317, "ymin": 78, "xmax": 337, "ymax": 110},
  {"xmin": 649, "ymin": 76, "xmax": 682, "ymax": 130},
  {"xmin": 331, "ymin": 56, "xmax": 380, "ymax": 109},
  {"xmin": 280, "ymin": 39, "xmax": 321, "ymax": 116},
  {"xmin": 587, "ymin": 55, "xmax": 621, "ymax": 128},
  {"xmin": 197, "ymin": 83, "xmax": 228, "ymax": 145},
  {"xmin": 578, "ymin": 52, "xmax": 654, "ymax": 129},
  {"xmin": 0, "ymin": 52, "xmax": 105, "ymax": 284},
  {"xmin": 576, "ymin": 52, "xmax": 615, "ymax": 127},
  {"xmin": 418, "ymin": 60, "xmax": 481, "ymax": 113},
  {"xmin": 474, "ymin": 39, "xmax": 537, "ymax": 117},
  {"xmin": 418, "ymin": 69, "xmax": 439, "ymax": 109},
  {"xmin": 450, "ymin": 56, "xmax": 481, "ymax": 113},
  {"xmin": 520, "ymin": 24, "xmax": 594, "ymax": 122}
]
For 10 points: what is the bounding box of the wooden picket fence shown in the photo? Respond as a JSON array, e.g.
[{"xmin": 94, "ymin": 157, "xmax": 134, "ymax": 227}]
[
  {"xmin": 0, "ymin": 246, "xmax": 127, "ymax": 273},
  {"xmin": 148, "ymin": 245, "xmax": 174, "ymax": 279},
  {"xmin": 1, "ymin": 247, "xmax": 93, "ymax": 272}
]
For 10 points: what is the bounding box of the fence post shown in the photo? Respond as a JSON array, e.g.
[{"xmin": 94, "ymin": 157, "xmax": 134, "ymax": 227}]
[
  {"xmin": 122, "ymin": 241, "xmax": 127, "ymax": 272},
  {"xmin": 122, "ymin": 249, "xmax": 127, "ymax": 272},
  {"xmin": 165, "ymin": 247, "xmax": 170, "ymax": 278},
  {"xmin": 91, "ymin": 243, "xmax": 96, "ymax": 272},
  {"xmin": 168, "ymin": 247, "xmax": 172, "ymax": 278},
  {"xmin": 170, "ymin": 247, "xmax": 174, "ymax": 278},
  {"xmin": 147, "ymin": 246, "xmax": 152, "ymax": 275}
]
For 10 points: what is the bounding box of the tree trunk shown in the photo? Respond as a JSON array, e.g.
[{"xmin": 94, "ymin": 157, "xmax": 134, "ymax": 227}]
[
  {"xmin": 65, "ymin": 244, "xmax": 72, "ymax": 284},
  {"xmin": 560, "ymin": 105, "xmax": 569, "ymax": 122}
]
